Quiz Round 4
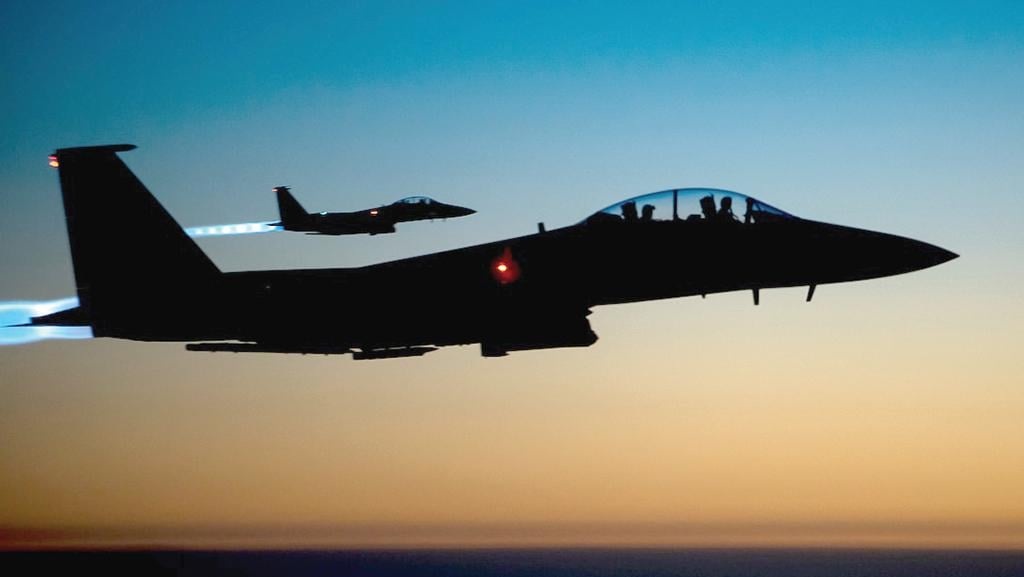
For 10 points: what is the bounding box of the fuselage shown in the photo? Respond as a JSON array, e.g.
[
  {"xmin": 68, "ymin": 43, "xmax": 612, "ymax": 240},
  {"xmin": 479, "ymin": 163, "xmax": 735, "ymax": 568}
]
[
  {"xmin": 281, "ymin": 199, "xmax": 475, "ymax": 236},
  {"xmin": 156, "ymin": 214, "xmax": 956, "ymax": 351}
]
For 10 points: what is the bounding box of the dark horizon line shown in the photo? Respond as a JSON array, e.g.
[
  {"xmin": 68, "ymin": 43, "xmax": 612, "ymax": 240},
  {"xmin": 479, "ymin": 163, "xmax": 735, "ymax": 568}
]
[{"xmin": 4, "ymin": 519, "xmax": 1024, "ymax": 552}]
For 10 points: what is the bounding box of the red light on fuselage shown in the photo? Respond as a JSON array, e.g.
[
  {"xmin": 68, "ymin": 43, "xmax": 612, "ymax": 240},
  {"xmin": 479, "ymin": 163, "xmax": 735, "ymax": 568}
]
[
  {"xmin": 491, "ymin": 247, "xmax": 521, "ymax": 285},
  {"xmin": 48, "ymin": 155, "xmax": 59, "ymax": 168}
]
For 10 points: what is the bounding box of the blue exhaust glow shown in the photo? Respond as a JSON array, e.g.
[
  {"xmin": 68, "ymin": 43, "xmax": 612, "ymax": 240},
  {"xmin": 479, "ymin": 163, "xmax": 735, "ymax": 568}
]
[
  {"xmin": 0, "ymin": 296, "xmax": 80, "ymax": 327},
  {"xmin": 1, "ymin": 221, "xmax": 282, "ymax": 346},
  {"xmin": 185, "ymin": 221, "xmax": 281, "ymax": 238},
  {"xmin": 1, "ymin": 219, "xmax": 283, "ymax": 346},
  {"xmin": 0, "ymin": 296, "xmax": 92, "ymax": 345},
  {"xmin": 0, "ymin": 325, "xmax": 93, "ymax": 345}
]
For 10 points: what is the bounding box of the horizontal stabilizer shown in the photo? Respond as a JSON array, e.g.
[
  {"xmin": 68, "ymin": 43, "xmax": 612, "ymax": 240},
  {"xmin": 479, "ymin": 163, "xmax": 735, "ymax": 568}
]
[{"xmin": 30, "ymin": 306, "xmax": 90, "ymax": 327}]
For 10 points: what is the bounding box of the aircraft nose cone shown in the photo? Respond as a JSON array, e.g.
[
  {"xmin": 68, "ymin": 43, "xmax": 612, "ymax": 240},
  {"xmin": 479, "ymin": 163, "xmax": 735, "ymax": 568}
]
[
  {"xmin": 807, "ymin": 223, "xmax": 957, "ymax": 283},
  {"xmin": 907, "ymin": 240, "xmax": 958, "ymax": 270},
  {"xmin": 926, "ymin": 245, "xmax": 958, "ymax": 267},
  {"xmin": 888, "ymin": 236, "xmax": 958, "ymax": 274}
]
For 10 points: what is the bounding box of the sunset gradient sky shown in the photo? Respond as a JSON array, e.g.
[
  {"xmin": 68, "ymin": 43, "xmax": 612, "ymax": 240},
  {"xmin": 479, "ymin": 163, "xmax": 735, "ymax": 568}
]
[{"xmin": 1, "ymin": 1, "xmax": 1022, "ymax": 549}]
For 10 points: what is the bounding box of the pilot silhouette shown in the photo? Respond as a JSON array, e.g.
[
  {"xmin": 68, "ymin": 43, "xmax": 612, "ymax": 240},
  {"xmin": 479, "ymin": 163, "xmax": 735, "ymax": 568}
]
[
  {"xmin": 699, "ymin": 195, "xmax": 716, "ymax": 220},
  {"xmin": 641, "ymin": 204, "xmax": 655, "ymax": 221},
  {"xmin": 744, "ymin": 197, "xmax": 755, "ymax": 224},
  {"xmin": 621, "ymin": 201, "xmax": 638, "ymax": 221},
  {"xmin": 718, "ymin": 196, "xmax": 738, "ymax": 222}
]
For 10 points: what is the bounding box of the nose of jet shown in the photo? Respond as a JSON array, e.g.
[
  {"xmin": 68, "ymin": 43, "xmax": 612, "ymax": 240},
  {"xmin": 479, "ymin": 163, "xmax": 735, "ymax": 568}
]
[
  {"xmin": 805, "ymin": 222, "xmax": 957, "ymax": 283},
  {"xmin": 456, "ymin": 206, "xmax": 477, "ymax": 217},
  {"xmin": 881, "ymin": 234, "xmax": 958, "ymax": 275},
  {"xmin": 917, "ymin": 243, "xmax": 959, "ymax": 269}
]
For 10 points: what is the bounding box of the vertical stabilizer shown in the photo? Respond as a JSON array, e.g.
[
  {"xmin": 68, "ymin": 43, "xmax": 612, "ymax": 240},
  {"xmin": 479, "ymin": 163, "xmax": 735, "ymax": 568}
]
[
  {"xmin": 51, "ymin": 145, "xmax": 221, "ymax": 337},
  {"xmin": 274, "ymin": 186, "xmax": 312, "ymax": 229}
]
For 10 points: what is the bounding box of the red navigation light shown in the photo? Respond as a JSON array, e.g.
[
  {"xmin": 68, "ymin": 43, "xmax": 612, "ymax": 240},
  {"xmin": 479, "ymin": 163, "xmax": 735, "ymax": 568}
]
[
  {"xmin": 491, "ymin": 247, "xmax": 521, "ymax": 285},
  {"xmin": 48, "ymin": 155, "xmax": 59, "ymax": 168}
]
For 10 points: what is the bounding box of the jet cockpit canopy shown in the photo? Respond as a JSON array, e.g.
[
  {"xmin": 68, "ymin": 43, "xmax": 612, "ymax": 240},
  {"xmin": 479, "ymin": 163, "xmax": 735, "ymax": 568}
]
[
  {"xmin": 397, "ymin": 196, "xmax": 435, "ymax": 205},
  {"xmin": 585, "ymin": 188, "xmax": 794, "ymax": 225}
]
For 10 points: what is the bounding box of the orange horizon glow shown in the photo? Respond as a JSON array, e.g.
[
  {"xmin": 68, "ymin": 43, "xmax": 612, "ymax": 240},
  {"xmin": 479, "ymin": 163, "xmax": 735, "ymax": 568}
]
[
  {"xmin": 2, "ymin": 285, "xmax": 1022, "ymax": 550},
  {"xmin": 4, "ymin": 519, "xmax": 1024, "ymax": 551}
]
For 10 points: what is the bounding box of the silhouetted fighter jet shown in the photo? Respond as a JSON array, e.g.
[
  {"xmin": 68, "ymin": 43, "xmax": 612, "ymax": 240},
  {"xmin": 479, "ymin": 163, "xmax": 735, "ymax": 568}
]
[
  {"xmin": 272, "ymin": 185, "xmax": 475, "ymax": 235},
  {"xmin": 29, "ymin": 145, "xmax": 956, "ymax": 360}
]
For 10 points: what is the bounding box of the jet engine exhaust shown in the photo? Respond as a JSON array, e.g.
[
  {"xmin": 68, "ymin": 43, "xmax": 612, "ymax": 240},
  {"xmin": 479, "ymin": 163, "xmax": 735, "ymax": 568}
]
[
  {"xmin": 0, "ymin": 218, "xmax": 282, "ymax": 345},
  {"xmin": 0, "ymin": 325, "xmax": 93, "ymax": 345},
  {"xmin": 185, "ymin": 221, "xmax": 282, "ymax": 238},
  {"xmin": 0, "ymin": 297, "xmax": 92, "ymax": 345}
]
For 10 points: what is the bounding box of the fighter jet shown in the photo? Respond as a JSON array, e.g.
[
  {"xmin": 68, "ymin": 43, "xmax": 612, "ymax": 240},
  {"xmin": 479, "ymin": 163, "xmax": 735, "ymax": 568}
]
[
  {"xmin": 26, "ymin": 145, "xmax": 957, "ymax": 360},
  {"xmin": 272, "ymin": 185, "xmax": 476, "ymax": 235}
]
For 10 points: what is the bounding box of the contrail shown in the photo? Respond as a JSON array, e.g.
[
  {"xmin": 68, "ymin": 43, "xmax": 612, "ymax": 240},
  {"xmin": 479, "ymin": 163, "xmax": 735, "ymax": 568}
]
[{"xmin": 185, "ymin": 221, "xmax": 282, "ymax": 238}]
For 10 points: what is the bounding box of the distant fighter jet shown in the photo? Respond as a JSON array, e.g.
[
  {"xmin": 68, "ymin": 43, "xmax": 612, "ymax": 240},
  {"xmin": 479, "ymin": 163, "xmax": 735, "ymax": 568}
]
[
  {"xmin": 272, "ymin": 185, "xmax": 475, "ymax": 235},
  {"xmin": 26, "ymin": 145, "xmax": 957, "ymax": 360}
]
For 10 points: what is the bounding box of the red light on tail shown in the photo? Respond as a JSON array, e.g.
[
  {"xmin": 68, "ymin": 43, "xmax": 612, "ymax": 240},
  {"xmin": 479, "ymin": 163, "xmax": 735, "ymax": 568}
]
[
  {"xmin": 48, "ymin": 155, "xmax": 59, "ymax": 168},
  {"xmin": 491, "ymin": 247, "xmax": 521, "ymax": 285}
]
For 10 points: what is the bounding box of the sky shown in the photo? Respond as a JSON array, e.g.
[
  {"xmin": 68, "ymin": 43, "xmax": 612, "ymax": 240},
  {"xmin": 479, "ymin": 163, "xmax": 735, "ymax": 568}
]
[{"xmin": 1, "ymin": 1, "xmax": 1023, "ymax": 549}]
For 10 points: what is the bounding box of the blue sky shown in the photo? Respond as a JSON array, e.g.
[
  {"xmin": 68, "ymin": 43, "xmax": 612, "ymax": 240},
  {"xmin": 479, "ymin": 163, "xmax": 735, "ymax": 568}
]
[{"xmin": 2, "ymin": 1, "xmax": 1022, "ymax": 283}]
